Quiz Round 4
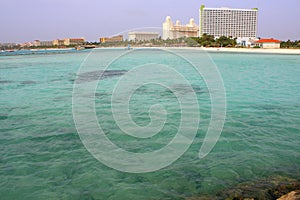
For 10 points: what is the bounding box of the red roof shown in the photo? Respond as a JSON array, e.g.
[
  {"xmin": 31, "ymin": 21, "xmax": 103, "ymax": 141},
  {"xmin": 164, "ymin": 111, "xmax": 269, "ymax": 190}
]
[{"xmin": 257, "ymin": 38, "xmax": 281, "ymax": 43}]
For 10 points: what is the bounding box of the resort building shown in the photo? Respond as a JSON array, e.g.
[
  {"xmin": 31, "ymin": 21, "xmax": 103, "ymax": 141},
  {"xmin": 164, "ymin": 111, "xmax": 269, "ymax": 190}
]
[
  {"xmin": 199, "ymin": 5, "xmax": 258, "ymax": 38},
  {"xmin": 162, "ymin": 16, "xmax": 199, "ymax": 40},
  {"xmin": 256, "ymin": 38, "xmax": 281, "ymax": 49},
  {"xmin": 0, "ymin": 43, "xmax": 17, "ymax": 47},
  {"xmin": 20, "ymin": 42, "xmax": 33, "ymax": 48},
  {"xmin": 100, "ymin": 35, "xmax": 123, "ymax": 43},
  {"xmin": 33, "ymin": 38, "xmax": 85, "ymax": 47},
  {"xmin": 63, "ymin": 38, "xmax": 85, "ymax": 46},
  {"xmin": 128, "ymin": 32, "xmax": 159, "ymax": 42},
  {"xmin": 34, "ymin": 40, "xmax": 53, "ymax": 47},
  {"xmin": 53, "ymin": 39, "xmax": 65, "ymax": 46}
]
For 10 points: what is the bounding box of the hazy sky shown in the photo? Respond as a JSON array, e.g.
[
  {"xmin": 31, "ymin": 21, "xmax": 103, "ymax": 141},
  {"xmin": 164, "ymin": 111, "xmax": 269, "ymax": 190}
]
[{"xmin": 1, "ymin": 0, "xmax": 299, "ymax": 43}]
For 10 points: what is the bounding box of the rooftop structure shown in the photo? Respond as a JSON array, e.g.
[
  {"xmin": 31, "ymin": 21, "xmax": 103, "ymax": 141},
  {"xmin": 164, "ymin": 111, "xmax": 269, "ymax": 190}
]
[
  {"xmin": 163, "ymin": 16, "xmax": 198, "ymax": 40},
  {"xmin": 256, "ymin": 38, "xmax": 281, "ymax": 43},
  {"xmin": 199, "ymin": 5, "xmax": 258, "ymax": 38}
]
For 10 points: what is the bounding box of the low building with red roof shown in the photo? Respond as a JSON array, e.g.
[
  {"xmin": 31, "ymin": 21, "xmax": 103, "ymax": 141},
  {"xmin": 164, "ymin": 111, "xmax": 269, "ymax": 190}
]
[{"xmin": 256, "ymin": 38, "xmax": 281, "ymax": 49}]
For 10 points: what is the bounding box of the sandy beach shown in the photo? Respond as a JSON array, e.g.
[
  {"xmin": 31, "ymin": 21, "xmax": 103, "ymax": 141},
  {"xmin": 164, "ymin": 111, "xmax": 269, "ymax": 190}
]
[
  {"xmin": 158, "ymin": 46, "xmax": 300, "ymax": 54},
  {"xmin": 100, "ymin": 46, "xmax": 300, "ymax": 55},
  {"xmin": 201, "ymin": 47, "xmax": 300, "ymax": 54}
]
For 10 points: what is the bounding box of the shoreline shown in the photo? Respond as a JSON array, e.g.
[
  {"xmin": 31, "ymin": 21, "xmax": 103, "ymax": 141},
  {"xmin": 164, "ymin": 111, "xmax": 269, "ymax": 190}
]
[
  {"xmin": 151, "ymin": 47, "xmax": 300, "ymax": 55},
  {"xmin": 94, "ymin": 46, "xmax": 300, "ymax": 55},
  {"xmin": 30, "ymin": 47, "xmax": 75, "ymax": 51},
  {"xmin": 2, "ymin": 47, "xmax": 300, "ymax": 55},
  {"xmin": 200, "ymin": 47, "xmax": 300, "ymax": 55}
]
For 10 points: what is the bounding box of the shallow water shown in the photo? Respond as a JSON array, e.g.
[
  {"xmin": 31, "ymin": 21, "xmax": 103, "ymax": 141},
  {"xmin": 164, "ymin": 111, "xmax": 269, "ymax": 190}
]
[{"xmin": 0, "ymin": 49, "xmax": 299, "ymax": 199}]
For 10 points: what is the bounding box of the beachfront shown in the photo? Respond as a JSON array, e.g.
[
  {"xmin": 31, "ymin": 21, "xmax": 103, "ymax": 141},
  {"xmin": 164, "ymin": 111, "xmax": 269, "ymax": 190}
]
[
  {"xmin": 201, "ymin": 47, "xmax": 300, "ymax": 54},
  {"xmin": 98, "ymin": 46, "xmax": 300, "ymax": 55}
]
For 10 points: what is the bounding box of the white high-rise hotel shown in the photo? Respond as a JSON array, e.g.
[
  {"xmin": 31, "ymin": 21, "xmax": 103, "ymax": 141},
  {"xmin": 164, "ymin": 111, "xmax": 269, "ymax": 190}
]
[{"xmin": 199, "ymin": 5, "xmax": 258, "ymax": 38}]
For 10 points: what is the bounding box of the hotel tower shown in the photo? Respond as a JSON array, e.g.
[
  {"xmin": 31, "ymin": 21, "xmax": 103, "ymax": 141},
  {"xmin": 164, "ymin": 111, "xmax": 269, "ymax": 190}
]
[{"xmin": 199, "ymin": 5, "xmax": 258, "ymax": 38}]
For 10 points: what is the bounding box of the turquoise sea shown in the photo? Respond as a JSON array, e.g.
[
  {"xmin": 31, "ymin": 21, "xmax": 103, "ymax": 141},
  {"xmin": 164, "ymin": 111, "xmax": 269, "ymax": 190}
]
[{"xmin": 0, "ymin": 49, "xmax": 300, "ymax": 199}]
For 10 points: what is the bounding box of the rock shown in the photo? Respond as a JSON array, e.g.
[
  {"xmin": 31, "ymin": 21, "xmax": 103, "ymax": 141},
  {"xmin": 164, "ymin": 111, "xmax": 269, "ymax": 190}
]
[{"xmin": 277, "ymin": 190, "xmax": 300, "ymax": 200}]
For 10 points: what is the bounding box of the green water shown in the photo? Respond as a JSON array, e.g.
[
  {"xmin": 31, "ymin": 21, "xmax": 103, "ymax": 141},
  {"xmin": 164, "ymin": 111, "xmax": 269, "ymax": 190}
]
[{"xmin": 0, "ymin": 49, "xmax": 299, "ymax": 199}]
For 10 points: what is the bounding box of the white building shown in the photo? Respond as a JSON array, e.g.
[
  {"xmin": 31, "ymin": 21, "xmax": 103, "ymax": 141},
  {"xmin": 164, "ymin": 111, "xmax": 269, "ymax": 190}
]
[
  {"xmin": 163, "ymin": 16, "xmax": 198, "ymax": 40},
  {"xmin": 235, "ymin": 38, "xmax": 259, "ymax": 48},
  {"xmin": 256, "ymin": 38, "xmax": 281, "ymax": 49},
  {"xmin": 199, "ymin": 5, "xmax": 258, "ymax": 38},
  {"xmin": 34, "ymin": 40, "xmax": 53, "ymax": 47},
  {"xmin": 128, "ymin": 32, "xmax": 159, "ymax": 42}
]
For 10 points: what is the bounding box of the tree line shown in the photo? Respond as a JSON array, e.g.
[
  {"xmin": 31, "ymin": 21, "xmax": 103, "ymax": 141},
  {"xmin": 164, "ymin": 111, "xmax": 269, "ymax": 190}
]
[
  {"xmin": 280, "ymin": 40, "xmax": 300, "ymax": 48},
  {"xmin": 2, "ymin": 37, "xmax": 299, "ymax": 50},
  {"xmin": 96, "ymin": 34, "xmax": 237, "ymax": 48},
  {"xmin": 185, "ymin": 34, "xmax": 237, "ymax": 47}
]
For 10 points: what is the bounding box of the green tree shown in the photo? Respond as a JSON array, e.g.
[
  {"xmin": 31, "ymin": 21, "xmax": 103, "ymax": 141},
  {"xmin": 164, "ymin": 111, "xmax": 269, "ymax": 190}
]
[
  {"xmin": 185, "ymin": 37, "xmax": 199, "ymax": 47},
  {"xmin": 199, "ymin": 34, "xmax": 215, "ymax": 47}
]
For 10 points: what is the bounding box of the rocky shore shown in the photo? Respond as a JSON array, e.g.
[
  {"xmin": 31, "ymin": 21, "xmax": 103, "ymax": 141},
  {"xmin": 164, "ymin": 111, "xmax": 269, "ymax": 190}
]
[
  {"xmin": 218, "ymin": 176, "xmax": 300, "ymax": 200},
  {"xmin": 278, "ymin": 190, "xmax": 300, "ymax": 200},
  {"xmin": 187, "ymin": 176, "xmax": 300, "ymax": 200}
]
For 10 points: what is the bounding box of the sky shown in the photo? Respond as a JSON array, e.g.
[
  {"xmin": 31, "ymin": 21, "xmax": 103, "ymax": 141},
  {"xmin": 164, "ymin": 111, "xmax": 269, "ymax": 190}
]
[{"xmin": 1, "ymin": 0, "xmax": 300, "ymax": 43}]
